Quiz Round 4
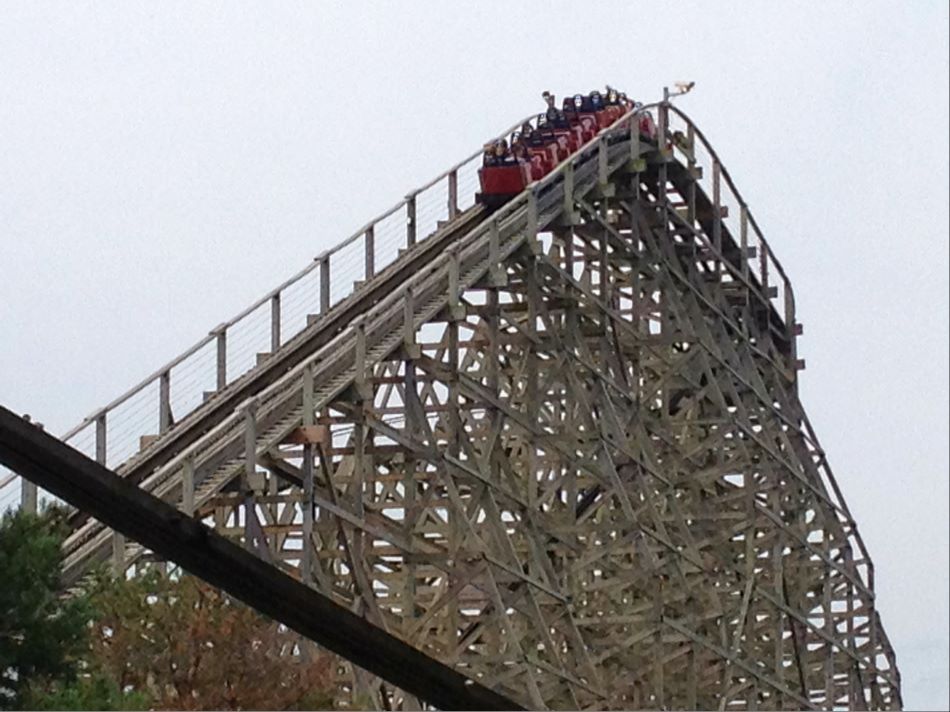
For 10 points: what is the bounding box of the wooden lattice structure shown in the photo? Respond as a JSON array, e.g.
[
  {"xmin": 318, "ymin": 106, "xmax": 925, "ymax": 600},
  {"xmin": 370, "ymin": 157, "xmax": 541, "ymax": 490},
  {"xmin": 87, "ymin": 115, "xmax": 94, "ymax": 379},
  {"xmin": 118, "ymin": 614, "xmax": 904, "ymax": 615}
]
[{"xmin": 8, "ymin": 102, "xmax": 901, "ymax": 710}]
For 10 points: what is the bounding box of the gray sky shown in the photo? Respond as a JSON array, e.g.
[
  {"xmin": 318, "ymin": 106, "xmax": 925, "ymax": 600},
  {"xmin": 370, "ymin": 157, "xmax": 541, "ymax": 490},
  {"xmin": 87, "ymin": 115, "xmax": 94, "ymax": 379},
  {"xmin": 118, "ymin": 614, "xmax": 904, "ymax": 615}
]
[{"xmin": 1, "ymin": 1, "xmax": 947, "ymax": 707}]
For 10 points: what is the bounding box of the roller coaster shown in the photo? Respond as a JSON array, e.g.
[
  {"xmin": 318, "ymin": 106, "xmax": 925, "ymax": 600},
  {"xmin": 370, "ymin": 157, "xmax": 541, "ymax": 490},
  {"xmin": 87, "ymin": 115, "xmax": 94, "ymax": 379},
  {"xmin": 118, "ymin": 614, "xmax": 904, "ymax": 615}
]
[{"xmin": 0, "ymin": 89, "xmax": 902, "ymax": 710}]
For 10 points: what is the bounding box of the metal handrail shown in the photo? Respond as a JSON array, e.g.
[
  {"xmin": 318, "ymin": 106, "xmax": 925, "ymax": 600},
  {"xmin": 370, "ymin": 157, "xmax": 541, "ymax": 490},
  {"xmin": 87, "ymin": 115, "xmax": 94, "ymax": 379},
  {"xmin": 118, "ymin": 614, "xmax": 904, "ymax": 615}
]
[
  {"xmin": 53, "ymin": 114, "xmax": 537, "ymax": 444},
  {"xmin": 60, "ymin": 111, "xmax": 638, "ymax": 556},
  {"xmin": 668, "ymin": 105, "xmax": 792, "ymax": 286},
  {"xmin": 6, "ymin": 101, "xmax": 798, "ymax": 516},
  {"xmin": 666, "ymin": 105, "xmax": 796, "ymax": 325}
]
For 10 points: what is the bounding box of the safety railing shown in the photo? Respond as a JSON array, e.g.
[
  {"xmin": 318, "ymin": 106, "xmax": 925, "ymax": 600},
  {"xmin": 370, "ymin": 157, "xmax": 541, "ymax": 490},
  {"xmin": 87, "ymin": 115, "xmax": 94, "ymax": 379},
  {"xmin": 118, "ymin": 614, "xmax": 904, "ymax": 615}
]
[
  {"xmin": 2, "ymin": 100, "xmax": 798, "ymax": 516},
  {"xmin": 59, "ymin": 107, "xmax": 647, "ymax": 565},
  {"xmin": 0, "ymin": 115, "xmax": 540, "ymax": 512},
  {"xmin": 665, "ymin": 105, "xmax": 797, "ymax": 339}
]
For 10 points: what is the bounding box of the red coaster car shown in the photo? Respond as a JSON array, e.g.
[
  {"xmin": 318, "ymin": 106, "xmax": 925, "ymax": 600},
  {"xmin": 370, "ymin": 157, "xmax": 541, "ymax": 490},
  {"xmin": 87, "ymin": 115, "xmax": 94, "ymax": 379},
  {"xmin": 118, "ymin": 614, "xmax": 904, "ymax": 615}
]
[
  {"xmin": 477, "ymin": 159, "xmax": 532, "ymax": 208},
  {"xmin": 531, "ymin": 118, "xmax": 571, "ymax": 162},
  {"xmin": 478, "ymin": 87, "xmax": 657, "ymax": 209},
  {"xmin": 562, "ymin": 97, "xmax": 598, "ymax": 143}
]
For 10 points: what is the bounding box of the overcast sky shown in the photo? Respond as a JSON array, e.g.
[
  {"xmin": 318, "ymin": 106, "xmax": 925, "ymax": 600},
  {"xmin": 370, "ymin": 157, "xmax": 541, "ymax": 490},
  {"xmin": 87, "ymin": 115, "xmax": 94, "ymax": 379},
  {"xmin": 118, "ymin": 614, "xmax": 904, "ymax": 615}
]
[{"xmin": 1, "ymin": 1, "xmax": 947, "ymax": 708}]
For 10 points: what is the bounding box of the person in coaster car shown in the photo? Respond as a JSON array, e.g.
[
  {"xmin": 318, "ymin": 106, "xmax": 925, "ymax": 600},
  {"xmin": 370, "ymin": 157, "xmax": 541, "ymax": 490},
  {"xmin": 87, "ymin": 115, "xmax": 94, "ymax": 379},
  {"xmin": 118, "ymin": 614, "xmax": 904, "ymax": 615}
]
[
  {"xmin": 483, "ymin": 139, "xmax": 511, "ymax": 166},
  {"xmin": 541, "ymin": 91, "xmax": 570, "ymax": 128}
]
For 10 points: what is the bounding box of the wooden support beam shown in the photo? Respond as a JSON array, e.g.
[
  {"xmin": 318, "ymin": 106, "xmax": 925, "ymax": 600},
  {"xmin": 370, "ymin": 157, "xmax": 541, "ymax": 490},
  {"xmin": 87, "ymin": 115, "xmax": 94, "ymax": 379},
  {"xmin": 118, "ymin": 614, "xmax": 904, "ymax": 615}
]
[{"xmin": 0, "ymin": 404, "xmax": 522, "ymax": 712}]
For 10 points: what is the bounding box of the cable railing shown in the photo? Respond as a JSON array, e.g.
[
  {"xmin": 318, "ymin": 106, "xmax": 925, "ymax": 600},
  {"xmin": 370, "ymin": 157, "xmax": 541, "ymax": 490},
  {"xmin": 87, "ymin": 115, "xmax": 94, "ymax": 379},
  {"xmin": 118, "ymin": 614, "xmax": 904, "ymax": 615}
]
[
  {"xmin": 3, "ymin": 101, "xmax": 798, "ymax": 516},
  {"xmin": 0, "ymin": 114, "xmax": 537, "ymax": 508},
  {"xmin": 666, "ymin": 105, "xmax": 796, "ymax": 337},
  {"xmin": 60, "ymin": 106, "xmax": 644, "ymax": 568}
]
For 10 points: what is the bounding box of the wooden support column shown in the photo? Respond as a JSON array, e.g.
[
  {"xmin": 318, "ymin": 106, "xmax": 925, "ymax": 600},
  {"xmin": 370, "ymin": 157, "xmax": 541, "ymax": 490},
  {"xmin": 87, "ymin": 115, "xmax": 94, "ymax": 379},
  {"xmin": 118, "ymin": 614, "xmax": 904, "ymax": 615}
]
[
  {"xmin": 525, "ymin": 259, "xmax": 540, "ymax": 509},
  {"xmin": 20, "ymin": 475, "xmax": 37, "ymax": 514},
  {"xmin": 364, "ymin": 226, "xmax": 375, "ymax": 280},
  {"xmin": 740, "ymin": 206, "xmax": 750, "ymax": 280},
  {"xmin": 406, "ymin": 193, "xmax": 417, "ymax": 247},
  {"xmin": 243, "ymin": 403, "xmax": 257, "ymax": 552},
  {"xmin": 563, "ymin": 160, "xmax": 575, "ymax": 220},
  {"xmin": 402, "ymin": 351, "xmax": 418, "ymax": 622},
  {"xmin": 181, "ymin": 455, "xmax": 195, "ymax": 517},
  {"xmin": 653, "ymin": 576, "xmax": 665, "ymax": 708},
  {"xmin": 301, "ymin": 364, "xmax": 316, "ymax": 584},
  {"xmin": 215, "ymin": 328, "xmax": 227, "ymax": 390},
  {"xmin": 526, "ymin": 186, "xmax": 539, "ymax": 251},
  {"xmin": 270, "ymin": 293, "xmax": 281, "ymax": 352},
  {"xmin": 658, "ymin": 100, "xmax": 671, "ymax": 160},
  {"xmin": 301, "ymin": 442, "xmax": 315, "ymax": 584},
  {"xmin": 447, "ymin": 241, "xmax": 465, "ymax": 646},
  {"xmin": 320, "ymin": 256, "xmax": 331, "ymax": 313},
  {"xmin": 354, "ymin": 319, "xmax": 368, "ymax": 397},
  {"xmin": 447, "ymin": 170, "xmax": 459, "ymax": 220},
  {"xmin": 489, "ymin": 218, "xmax": 505, "ymax": 286},
  {"xmin": 159, "ymin": 370, "xmax": 171, "ymax": 434},
  {"xmin": 629, "ymin": 114, "xmax": 642, "ymax": 168},
  {"xmin": 771, "ymin": 485, "xmax": 786, "ymax": 710},
  {"xmin": 824, "ymin": 566, "xmax": 836, "ymax": 709},
  {"xmin": 712, "ymin": 160, "xmax": 723, "ymax": 258}
]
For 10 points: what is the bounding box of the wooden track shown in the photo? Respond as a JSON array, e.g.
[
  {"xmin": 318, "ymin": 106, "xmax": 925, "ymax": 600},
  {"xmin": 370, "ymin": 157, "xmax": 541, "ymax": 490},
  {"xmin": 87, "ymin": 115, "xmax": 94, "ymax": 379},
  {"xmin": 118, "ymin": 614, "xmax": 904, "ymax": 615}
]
[{"xmin": 6, "ymin": 105, "xmax": 902, "ymax": 710}]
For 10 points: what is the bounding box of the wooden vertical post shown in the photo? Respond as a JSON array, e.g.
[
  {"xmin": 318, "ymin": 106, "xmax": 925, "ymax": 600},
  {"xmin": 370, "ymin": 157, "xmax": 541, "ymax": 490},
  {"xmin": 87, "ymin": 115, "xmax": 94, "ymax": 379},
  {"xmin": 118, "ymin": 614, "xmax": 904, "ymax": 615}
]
[
  {"xmin": 365, "ymin": 226, "xmax": 375, "ymax": 280},
  {"xmin": 216, "ymin": 329, "xmax": 227, "ymax": 390},
  {"xmin": 243, "ymin": 404, "xmax": 256, "ymax": 494},
  {"xmin": 448, "ymin": 249, "xmax": 460, "ymax": 310},
  {"xmin": 403, "ymin": 287, "xmax": 416, "ymax": 348},
  {"xmin": 658, "ymin": 96, "xmax": 670, "ymax": 159},
  {"xmin": 270, "ymin": 293, "xmax": 281, "ymax": 352},
  {"xmin": 20, "ymin": 476, "xmax": 37, "ymax": 514},
  {"xmin": 630, "ymin": 114, "xmax": 642, "ymax": 162},
  {"xmin": 526, "ymin": 187, "xmax": 539, "ymax": 248},
  {"xmin": 159, "ymin": 370, "xmax": 171, "ymax": 434},
  {"xmin": 448, "ymin": 170, "xmax": 459, "ymax": 220},
  {"xmin": 95, "ymin": 413, "xmax": 107, "ymax": 466},
  {"xmin": 406, "ymin": 193, "xmax": 417, "ymax": 247},
  {"xmin": 563, "ymin": 161, "xmax": 575, "ymax": 217},
  {"xmin": 320, "ymin": 256, "xmax": 331, "ymax": 313},
  {"xmin": 712, "ymin": 160, "xmax": 723, "ymax": 256},
  {"xmin": 740, "ymin": 206, "xmax": 750, "ymax": 280},
  {"xmin": 355, "ymin": 319, "xmax": 367, "ymax": 393},
  {"xmin": 181, "ymin": 456, "xmax": 195, "ymax": 516},
  {"xmin": 824, "ymin": 567, "xmax": 836, "ymax": 709},
  {"xmin": 302, "ymin": 364, "xmax": 315, "ymax": 428},
  {"xmin": 301, "ymin": 442, "xmax": 314, "ymax": 583},
  {"xmin": 243, "ymin": 404, "xmax": 257, "ymax": 552},
  {"xmin": 489, "ymin": 218, "xmax": 505, "ymax": 286}
]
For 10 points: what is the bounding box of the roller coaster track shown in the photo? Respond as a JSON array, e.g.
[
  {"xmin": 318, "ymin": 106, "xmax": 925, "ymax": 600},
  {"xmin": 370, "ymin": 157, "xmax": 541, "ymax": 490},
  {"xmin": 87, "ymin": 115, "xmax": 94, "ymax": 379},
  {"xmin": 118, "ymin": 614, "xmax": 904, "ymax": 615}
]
[{"xmin": 1, "ymin": 103, "xmax": 901, "ymax": 710}]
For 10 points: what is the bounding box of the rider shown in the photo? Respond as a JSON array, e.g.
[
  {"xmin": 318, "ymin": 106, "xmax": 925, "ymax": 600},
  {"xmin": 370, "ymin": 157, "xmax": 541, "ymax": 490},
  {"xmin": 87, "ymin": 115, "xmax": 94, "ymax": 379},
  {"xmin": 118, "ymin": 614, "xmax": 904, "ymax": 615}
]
[
  {"xmin": 492, "ymin": 139, "xmax": 510, "ymax": 165},
  {"xmin": 483, "ymin": 139, "xmax": 511, "ymax": 166},
  {"xmin": 509, "ymin": 133, "xmax": 529, "ymax": 161},
  {"xmin": 541, "ymin": 91, "xmax": 570, "ymax": 128}
]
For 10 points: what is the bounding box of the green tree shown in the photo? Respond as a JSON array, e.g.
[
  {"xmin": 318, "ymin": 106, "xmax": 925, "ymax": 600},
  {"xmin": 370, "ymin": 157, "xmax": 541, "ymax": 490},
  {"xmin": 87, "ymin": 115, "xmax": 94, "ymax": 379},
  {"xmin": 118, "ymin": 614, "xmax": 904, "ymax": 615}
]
[
  {"xmin": 0, "ymin": 508, "xmax": 92, "ymax": 709},
  {"xmin": 1, "ymin": 506, "xmax": 341, "ymax": 710}
]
